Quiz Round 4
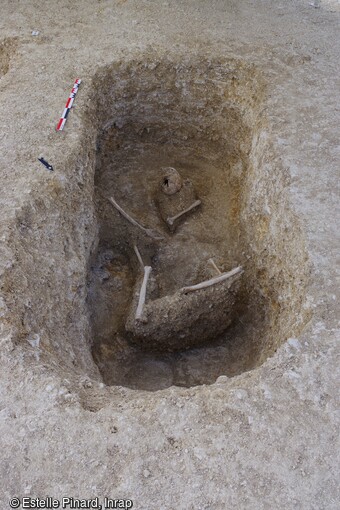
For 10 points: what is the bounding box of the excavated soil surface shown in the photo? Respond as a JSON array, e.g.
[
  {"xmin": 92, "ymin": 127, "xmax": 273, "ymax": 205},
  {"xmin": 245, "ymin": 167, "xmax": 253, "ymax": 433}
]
[{"xmin": 0, "ymin": 1, "xmax": 339, "ymax": 508}]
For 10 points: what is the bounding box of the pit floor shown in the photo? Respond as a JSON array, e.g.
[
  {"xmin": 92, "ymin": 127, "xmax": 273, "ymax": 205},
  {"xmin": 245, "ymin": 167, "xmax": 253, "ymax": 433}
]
[{"xmin": 90, "ymin": 138, "xmax": 265, "ymax": 389}]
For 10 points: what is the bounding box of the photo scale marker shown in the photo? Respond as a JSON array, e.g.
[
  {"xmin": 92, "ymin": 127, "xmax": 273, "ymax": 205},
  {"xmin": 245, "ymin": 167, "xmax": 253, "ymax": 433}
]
[{"xmin": 56, "ymin": 78, "xmax": 81, "ymax": 131}]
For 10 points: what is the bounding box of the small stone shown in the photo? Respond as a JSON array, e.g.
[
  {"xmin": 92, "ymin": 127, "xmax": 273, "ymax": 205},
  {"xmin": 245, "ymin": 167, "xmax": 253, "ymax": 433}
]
[
  {"xmin": 287, "ymin": 337, "xmax": 301, "ymax": 350},
  {"xmin": 235, "ymin": 389, "xmax": 248, "ymax": 399},
  {"xmin": 216, "ymin": 375, "xmax": 228, "ymax": 384},
  {"xmin": 27, "ymin": 333, "xmax": 40, "ymax": 348},
  {"xmin": 31, "ymin": 30, "xmax": 39, "ymax": 36},
  {"xmin": 82, "ymin": 379, "xmax": 93, "ymax": 389},
  {"xmin": 143, "ymin": 469, "xmax": 151, "ymax": 478}
]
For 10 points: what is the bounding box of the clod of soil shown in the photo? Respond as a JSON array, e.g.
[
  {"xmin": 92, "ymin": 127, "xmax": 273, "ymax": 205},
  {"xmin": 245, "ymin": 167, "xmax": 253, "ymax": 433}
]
[{"xmin": 125, "ymin": 270, "xmax": 242, "ymax": 351}]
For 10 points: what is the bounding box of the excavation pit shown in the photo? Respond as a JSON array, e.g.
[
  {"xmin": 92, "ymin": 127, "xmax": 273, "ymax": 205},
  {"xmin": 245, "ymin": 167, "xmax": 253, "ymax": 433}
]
[
  {"xmin": 85, "ymin": 58, "xmax": 310, "ymax": 390},
  {"xmin": 4, "ymin": 57, "xmax": 310, "ymax": 393}
]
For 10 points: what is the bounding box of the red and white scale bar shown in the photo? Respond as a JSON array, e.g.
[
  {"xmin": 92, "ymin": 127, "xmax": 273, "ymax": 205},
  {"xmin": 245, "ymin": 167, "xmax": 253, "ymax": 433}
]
[{"xmin": 56, "ymin": 78, "xmax": 81, "ymax": 131}]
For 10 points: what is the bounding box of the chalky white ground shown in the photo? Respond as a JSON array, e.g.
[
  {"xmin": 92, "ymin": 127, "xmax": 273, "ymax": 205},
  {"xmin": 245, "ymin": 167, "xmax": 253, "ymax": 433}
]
[{"xmin": 0, "ymin": 1, "xmax": 339, "ymax": 508}]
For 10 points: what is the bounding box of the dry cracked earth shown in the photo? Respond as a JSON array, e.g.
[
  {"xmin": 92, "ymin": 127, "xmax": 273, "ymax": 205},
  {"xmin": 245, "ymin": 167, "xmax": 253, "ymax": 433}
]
[{"xmin": 0, "ymin": 0, "xmax": 339, "ymax": 509}]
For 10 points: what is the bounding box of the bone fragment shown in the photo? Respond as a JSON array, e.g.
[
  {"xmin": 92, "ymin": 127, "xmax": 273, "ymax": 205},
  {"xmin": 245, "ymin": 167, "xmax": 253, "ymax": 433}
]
[
  {"xmin": 166, "ymin": 199, "xmax": 201, "ymax": 226},
  {"xmin": 133, "ymin": 244, "xmax": 145, "ymax": 271},
  {"xmin": 108, "ymin": 196, "xmax": 164, "ymax": 241},
  {"xmin": 208, "ymin": 258, "xmax": 221, "ymax": 275},
  {"xmin": 135, "ymin": 266, "xmax": 152, "ymax": 321},
  {"xmin": 181, "ymin": 266, "xmax": 243, "ymax": 293}
]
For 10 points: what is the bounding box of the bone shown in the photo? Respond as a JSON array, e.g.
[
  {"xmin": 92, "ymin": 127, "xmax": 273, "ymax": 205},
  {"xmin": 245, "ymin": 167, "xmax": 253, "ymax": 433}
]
[
  {"xmin": 135, "ymin": 266, "xmax": 152, "ymax": 321},
  {"xmin": 161, "ymin": 167, "xmax": 183, "ymax": 195},
  {"xmin": 133, "ymin": 244, "xmax": 145, "ymax": 271},
  {"xmin": 208, "ymin": 258, "xmax": 221, "ymax": 275},
  {"xmin": 166, "ymin": 199, "xmax": 201, "ymax": 226},
  {"xmin": 108, "ymin": 196, "xmax": 164, "ymax": 241},
  {"xmin": 181, "ymin": 266, "xmax": 243, "ymax": 293}
]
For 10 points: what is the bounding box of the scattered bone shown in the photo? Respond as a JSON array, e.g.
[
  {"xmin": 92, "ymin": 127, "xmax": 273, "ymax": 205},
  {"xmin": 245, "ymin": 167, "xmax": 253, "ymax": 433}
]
[
  {"xmin": 135, "ymin": 266, "xmax": 152, "ymax": 321},
  {"xmin": 108, "ymin": 196, "xmax": 164, "ymax": 240},
  {"xmin": 208, "ymin": 258, "xmax": 221, "ymax": 275},
  {"xmin": 126, "ymin": 265, "xmax": 243, "ymax": 351},
  {"xmin": 181, "ymin": 266, "xmax": 243, "ymax": 293},
  {"xmin": 167, "ymin": 199, "xmax": 201, "ymax": 227},
  {"xmin": 156, "ymin": 170, "xmax": 198, "ymax": 232},
  {"xmin": 133, "ymin": 244, "xmax": 152, "ymax": 321},
  {"xmin": 161, "ymin": 167, "xmax": 183, "ymax": 195},
  {"xmin": 133, "ymin": 244, "xmax": 145, "ymax": 271}
]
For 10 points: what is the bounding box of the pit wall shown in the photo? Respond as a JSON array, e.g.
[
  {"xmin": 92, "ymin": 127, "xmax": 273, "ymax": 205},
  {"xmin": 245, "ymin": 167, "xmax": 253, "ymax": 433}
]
[
  {"xmin": 0, "ymin": 56, "xmax": 310, "ymax": 381},
  {"xmin": 1, "ymin": 130, "xmax": 100, "ymax": 378},
  {"xmin": 240, "ymin": 128, "xmax": 311, "ymax": 365}
]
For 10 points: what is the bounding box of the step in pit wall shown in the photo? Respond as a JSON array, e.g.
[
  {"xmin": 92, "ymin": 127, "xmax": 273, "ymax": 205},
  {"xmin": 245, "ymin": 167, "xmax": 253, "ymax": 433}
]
[
  {"xmin": 0, "ymin": 127, "xmax": 100, "ymax": 379},
  {"xmin": 241, "ymin": 127, "xmax": 311, "ymax": 364}
]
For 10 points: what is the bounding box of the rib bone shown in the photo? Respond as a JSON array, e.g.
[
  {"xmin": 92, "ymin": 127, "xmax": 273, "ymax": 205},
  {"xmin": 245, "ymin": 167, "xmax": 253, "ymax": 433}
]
[
  {"xmin": 181, "ymin": 266, "xmax": 243, "ymax": 293},
  {"xmin": 135, "ymin": 266, "xmax": 152, "ymax": 321},
  {"xmin": 208, "ymin": 258, "xmax": 221, "ymax": 275},
  {"xmin": 166, "ymin": 199, "xmax": 201, "ymax": 226},
  {"xmin": 108, "ymin": 196, "xmax": 164, "ymax": 241},
  {"xmin": 133, "ymin": 244, "xmax": 145, "ymax": 271}
]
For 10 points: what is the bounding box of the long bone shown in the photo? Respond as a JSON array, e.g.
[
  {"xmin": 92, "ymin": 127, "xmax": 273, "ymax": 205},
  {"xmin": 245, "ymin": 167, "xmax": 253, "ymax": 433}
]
[
  {"xmin": 166, "ymin": 199, "xmax": 201, "ymax": 227},
  {"xmin": 181, "ymin": 266, "xmax": 243, "ymax": 293},
  {"xmin": 133, "ymin": 244, "xmax": 152, "ymax": 321},
  {"xmin": 135, "ymin": 266, "xmax": 152, "ymax": 321},
  {"xmin": 108, "ymin": 196, "xmax": 164, "ymax": 241}
]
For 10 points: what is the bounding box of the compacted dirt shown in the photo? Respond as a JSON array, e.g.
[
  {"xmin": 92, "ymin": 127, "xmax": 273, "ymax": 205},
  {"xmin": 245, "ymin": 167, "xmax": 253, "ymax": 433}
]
[{"xmin": 0, "ymin": 1, "xmax": 339, "ymax": 509}]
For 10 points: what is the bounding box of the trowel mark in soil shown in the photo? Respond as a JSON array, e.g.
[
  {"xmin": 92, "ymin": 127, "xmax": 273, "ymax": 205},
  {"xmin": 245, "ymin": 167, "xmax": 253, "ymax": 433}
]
[{"xmin": 0, "ymin": 37, "xmax": 18, "ymax": 78}]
